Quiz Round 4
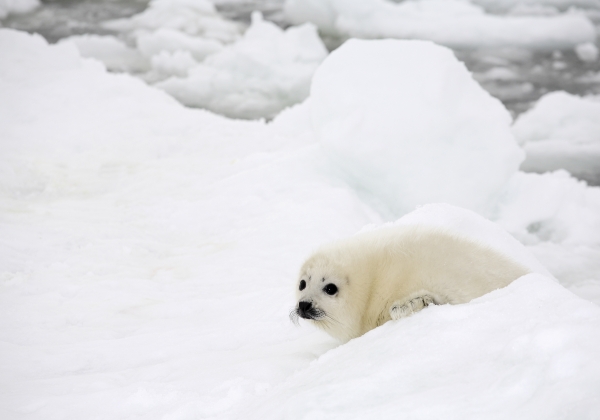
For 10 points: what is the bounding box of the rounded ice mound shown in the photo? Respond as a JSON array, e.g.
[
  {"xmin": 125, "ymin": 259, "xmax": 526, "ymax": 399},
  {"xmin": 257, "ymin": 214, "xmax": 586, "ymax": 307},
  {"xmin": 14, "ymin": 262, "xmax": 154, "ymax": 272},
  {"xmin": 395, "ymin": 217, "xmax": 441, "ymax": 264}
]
[{"xmin": 310, "ymin": 39, "xmax": 524, "ymax": 216}]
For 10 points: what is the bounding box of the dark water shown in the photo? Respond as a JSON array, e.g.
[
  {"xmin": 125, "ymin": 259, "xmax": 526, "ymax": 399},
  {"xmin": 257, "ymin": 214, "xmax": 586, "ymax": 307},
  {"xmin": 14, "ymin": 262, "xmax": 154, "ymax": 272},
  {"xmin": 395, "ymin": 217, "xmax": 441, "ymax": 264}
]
[
  {"xmin": 1, "ymin": 0, "xmax": 150, "ymax": 42},
  {"xmin": 2, "ymin": 0, "xmax": 600, "ymax": 117}
]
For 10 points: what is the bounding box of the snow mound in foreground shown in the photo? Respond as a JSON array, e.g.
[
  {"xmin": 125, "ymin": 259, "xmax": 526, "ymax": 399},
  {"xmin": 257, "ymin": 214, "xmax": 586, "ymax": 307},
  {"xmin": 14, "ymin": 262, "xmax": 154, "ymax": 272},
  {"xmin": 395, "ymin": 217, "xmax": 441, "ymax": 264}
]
[
  {"xmin": 242, "ymin": 274, "xmax": 600, "ymax": 419},
  {"xmin": 309, "ymin": 39, "xmax": 524, "ymax": 216},
  {"xmin": 0, "ymin": 0, "xmax": 38, "ymax": 19},
  {"xmin": 2, "ymin": 28, "xmax": 600, "ymax": 420},
  {"xmin": 284, "ymin": 0, "xmax": 596, "ymax": 51},
  {"xmin": 157, "ymin": 12, "xmax": 327, "ymax": 119},
  {"xmin": 513, "ymin": 91, "xmax": 600, "ymax": 185}
]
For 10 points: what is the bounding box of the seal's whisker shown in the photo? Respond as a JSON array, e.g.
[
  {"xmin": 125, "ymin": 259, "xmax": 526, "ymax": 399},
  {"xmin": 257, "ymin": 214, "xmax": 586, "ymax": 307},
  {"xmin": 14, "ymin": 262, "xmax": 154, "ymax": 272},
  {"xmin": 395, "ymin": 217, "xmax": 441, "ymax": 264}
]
[{"xmin": 289, "ymin": 308, "xmax": 300, "ymax": 325}]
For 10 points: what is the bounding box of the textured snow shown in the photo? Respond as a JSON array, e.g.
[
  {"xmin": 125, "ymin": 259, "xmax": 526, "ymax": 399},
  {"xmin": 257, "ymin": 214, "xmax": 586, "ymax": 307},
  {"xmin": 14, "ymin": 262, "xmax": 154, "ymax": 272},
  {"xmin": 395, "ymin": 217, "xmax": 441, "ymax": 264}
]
[
  {"xmin": 513, "ymin": 91, "xmax": 600, "ymax": 184},
  {"xmin": 284, "ymin": 0, "xmax": 596, "ymax": 50},
  {"xmin": 2, "ymin": 28, "xmax": 600, "ymax": 419}
]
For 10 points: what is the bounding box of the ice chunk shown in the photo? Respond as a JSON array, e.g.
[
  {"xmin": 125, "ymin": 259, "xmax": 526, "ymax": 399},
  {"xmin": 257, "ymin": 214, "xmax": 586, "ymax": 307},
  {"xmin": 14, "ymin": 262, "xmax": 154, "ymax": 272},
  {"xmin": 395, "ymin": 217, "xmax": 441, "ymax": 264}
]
[
  {"xmin": 59, "ymin": 35, "xmax": 150, "ymax": 73},
  {"xmin": 513, "ymin": 91, "xmax": 600, "ymax": 184},
  {"xmin": 472, "ymin": 0, "xmax": 600, "ymax": 13},
  {"xmin": 0, "ymin": 0, "xmax": 39, "ymax": 19},
  {"xmin": 284, "ymin": 0, "xmax": 596, "ymax": 51},
  {"xmin": 157, "ymin": 12, "xmax": 327, "ymax": 119},
  {"xmin": 575, "ymin": 42, "xmax": 598, "ymax": 62},
  {"xmin": 136, "ymin": 27, "xmax": 223, "ymax": 61},
  {"xmin": 308, "ymin": 39, "xmax": 524, "ymax": 216},
  {"xmin": 103, "ymin": 0, "xmax": 242, "ymax": 44},
  {"xmin": 150, "ymin": 50, "xmax": 197, "ymax": 77}
]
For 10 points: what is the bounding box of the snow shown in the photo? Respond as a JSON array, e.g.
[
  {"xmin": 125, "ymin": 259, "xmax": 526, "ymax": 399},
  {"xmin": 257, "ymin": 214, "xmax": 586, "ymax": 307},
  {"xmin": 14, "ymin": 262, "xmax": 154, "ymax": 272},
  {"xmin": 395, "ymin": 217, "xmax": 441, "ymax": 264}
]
[
  {"xmin": 2, "ymin": 28, "xmax": 600, "ymax": 419},
  {"xmin": 241, "ymin": 274, "xmax": 600, "ymax": 420},
  {"xmin": 471, "ymin": 0, "xmax": 600, "ymax": 12},
  {"xmin": 59, "ymin": 3, "xmax": 327, "ymax": 120},
  {"xmin": 136, "ymin": 27, "xmax": 224, "ymax": 61},
  {"xmin": 156, "ymin": 12, "xmax": 328, "ymax": 119},
  {"xmin": 0, "ymin": 0, "xmax": 38, "ymax": 19},
  {"xmin": 309, "ymin": 39, "xmax": 523, "ymax": 216},
  {"xmin": 575, "ymin": 42, "xmax": 599, "ymax": 62},
  {"xmin": 496, "ymin": 170, "xmax": 600, "ymax": 302},
  {"xmin": 58, "ymin": 35, "xmax": 150, "ymax": 73},
  {"xmin": 513, "ymin": 91, "xmax": 600, "ymax": 184},
  {"xmin": 284, "ymin": 0, "xmax": 596, "ymax": 51},
  {"xmin": 103, "ymin": 0, "xmax": 242, "ymax": 44}
]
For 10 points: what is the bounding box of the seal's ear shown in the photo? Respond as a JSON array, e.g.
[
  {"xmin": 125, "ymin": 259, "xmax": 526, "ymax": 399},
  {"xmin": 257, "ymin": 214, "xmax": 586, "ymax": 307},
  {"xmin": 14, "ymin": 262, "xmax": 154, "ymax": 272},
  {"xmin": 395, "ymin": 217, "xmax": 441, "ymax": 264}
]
[{"xmin": 344, "ymin": 276, "xmax": 350, "ymax": 285}]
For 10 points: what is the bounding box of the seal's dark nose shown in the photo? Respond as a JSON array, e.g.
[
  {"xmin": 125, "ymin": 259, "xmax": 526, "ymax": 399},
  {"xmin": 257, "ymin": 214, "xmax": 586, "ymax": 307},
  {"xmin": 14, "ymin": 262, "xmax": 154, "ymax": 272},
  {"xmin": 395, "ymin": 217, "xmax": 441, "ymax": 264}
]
[
  {"xmin": 298, "ymin": 301, "xmax": 312, "ymax": 318},
  {"xmin": 299, "ymin": 301, "xmax": 312, "ymax": 311}
]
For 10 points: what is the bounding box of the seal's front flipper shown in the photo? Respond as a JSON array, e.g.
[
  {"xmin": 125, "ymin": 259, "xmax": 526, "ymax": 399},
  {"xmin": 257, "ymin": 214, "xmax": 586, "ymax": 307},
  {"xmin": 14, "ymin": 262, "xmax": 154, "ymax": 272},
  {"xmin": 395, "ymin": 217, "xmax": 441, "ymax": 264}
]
[{"xmin": 389, "ymin": 293, "xmax": 435, "ymax": 320}]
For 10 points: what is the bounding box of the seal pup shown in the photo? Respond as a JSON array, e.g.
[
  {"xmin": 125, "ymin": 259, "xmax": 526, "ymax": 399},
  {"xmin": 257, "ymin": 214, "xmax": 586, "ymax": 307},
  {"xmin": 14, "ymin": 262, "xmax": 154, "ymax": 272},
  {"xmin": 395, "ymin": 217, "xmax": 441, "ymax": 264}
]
[{"xmin": 291, "ymin": 225, "xmax": 529, "ymax": 342}]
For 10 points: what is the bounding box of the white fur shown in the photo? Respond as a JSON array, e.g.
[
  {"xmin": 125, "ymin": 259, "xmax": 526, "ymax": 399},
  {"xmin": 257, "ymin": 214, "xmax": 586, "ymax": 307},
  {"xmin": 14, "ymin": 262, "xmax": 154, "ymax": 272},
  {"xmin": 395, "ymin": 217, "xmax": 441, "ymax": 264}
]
[{"xmin": 295, "ymin": 225, "xmax": 529, "ymax": 342}]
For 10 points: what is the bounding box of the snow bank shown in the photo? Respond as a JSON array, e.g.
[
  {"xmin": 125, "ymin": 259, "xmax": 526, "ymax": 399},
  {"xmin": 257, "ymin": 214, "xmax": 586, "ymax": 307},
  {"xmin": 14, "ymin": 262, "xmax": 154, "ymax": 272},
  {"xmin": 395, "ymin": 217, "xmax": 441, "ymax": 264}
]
[
  {"xmin": 0, "ymin": 0, "xmax": 38, "ymax": 19},
  {"xmin": 240, "ymin": 273, "xmax": 600, "ymax": 419},
  {"xmin": 2, "ymin": 27, "xmax": 600, "ymax": 420},
  {"xmin": 284, "ymin": 0, "xmax": 596, "ymax": 51},
  {"xmin": 0, "ymin": 28, "xmax": 378, "ymax": 418},
  {"xmin": 59, "ymin": 35, "xmax": 150, "ymax": 73},
  {"xmin": 309, "ymin": 39, "xmax": 523, "ymax": 216},
  {"xmin": 513, "ymin": 91, "xmax": 600, "ymax": 185},
  {"xmin": 103, "ymin": 0, "xmax": 241, "ymax": 44},
  {"xmin": 157, "ymin": 12, "xmax": 327, "ymax": 119}
]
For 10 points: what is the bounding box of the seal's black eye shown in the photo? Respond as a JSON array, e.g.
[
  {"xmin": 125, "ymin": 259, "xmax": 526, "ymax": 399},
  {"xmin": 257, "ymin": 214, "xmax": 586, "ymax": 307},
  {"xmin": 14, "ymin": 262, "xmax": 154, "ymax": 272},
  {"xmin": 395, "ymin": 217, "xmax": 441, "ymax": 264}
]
[
  {"xmin": 299, "ymin": 280, "xmax": 306, "ymax": 291},
  {"xmin": 324, "ymin": 284, "xmax": 338, "ymax": 295}
]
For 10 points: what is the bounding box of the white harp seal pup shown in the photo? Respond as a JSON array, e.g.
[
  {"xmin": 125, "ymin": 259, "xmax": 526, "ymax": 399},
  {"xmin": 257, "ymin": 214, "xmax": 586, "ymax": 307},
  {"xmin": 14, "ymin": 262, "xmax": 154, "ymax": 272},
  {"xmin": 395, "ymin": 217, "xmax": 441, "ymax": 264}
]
[{"xmin": 291, "ymin": 225, "xmax": 529, "ymax": 342}]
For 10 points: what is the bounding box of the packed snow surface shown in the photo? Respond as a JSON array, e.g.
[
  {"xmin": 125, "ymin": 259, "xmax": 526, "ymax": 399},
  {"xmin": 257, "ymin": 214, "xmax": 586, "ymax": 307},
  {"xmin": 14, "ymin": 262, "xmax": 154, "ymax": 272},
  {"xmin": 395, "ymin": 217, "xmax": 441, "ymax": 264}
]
[
  {"xmin": 310, "ymin": 39, "xmax": 523, "ymax": 216},
  {"xmin": 284, "ymin": 0, "xmax": 596, "ymax": 50},
  {"xmin": 513, "ymin": 91, "xmax": 600, "ymax": 184},
  {"xmin": 2, "ymin": 29, "xmax": 600, "ymax": 419}
]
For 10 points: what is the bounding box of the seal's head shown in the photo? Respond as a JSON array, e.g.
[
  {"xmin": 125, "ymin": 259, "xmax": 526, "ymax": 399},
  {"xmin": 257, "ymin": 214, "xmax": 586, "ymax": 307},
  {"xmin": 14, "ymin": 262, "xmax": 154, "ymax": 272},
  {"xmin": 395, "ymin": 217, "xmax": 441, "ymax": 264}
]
[{"xmin": 290, "ymin": 254, "xmax": 359, "ymax": 341}]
